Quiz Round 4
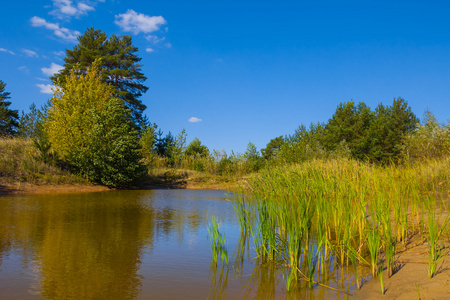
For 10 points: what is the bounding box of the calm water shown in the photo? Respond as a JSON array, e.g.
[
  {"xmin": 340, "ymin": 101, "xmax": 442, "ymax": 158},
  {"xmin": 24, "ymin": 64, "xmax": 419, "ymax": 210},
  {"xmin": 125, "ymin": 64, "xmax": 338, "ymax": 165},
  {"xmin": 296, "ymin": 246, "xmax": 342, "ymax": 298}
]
[{"xmin": 0, "ymin": 189, "xmax": 356, "ymax": 299}]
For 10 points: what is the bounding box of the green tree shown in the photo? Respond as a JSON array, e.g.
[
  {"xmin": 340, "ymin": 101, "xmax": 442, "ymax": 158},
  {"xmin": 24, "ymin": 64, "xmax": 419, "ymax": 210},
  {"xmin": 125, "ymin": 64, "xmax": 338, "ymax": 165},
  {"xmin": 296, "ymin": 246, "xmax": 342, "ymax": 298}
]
[
  {"xmin": 18, "ymin": 102, "xmax": 55, "ymax": 162},
  {"xmin": 154, "ymin": 130, "xmax": 175, "ymax": 157},
  {"xmin": 153, "ymin": 130, "xmax": 185, "ymax": 167},
  {"xmin": 279, "ymin": 122, "xmax": 326, "ymax": 163},
  {"xmin": 261, "ymin": 136, "xmax": 285, "ymax": 160},
  {"xmin": 139, "ymin": 122, "xmax": 158, "ymax": 166},
  {"xmin": 171, "ymin": 129, "xmax": 187, "ymax": 166},
  {"xmin": 322, "ymin": 101, "xmax": 373, "ymax": 160},
  {"xmin": 184, "ymin": 137, "xmax": 210, "ymax": 172},
  {"xmin": 368, "ymin": 98, "xmax": 419, "ymax": 163},
  {"xmin": 244, "ymin": 142, "xmax": 263, "ymax": 171},
  {"xmin": 51, "ymin": 27, "xmax": 148, "ymax": 125},
  {"xmin": 185, "ymin": 137, "xmax": 210, "ymax": 158},
  {"xmin": 18, "ymin": 103, "xmax": 43, "ymax": 139},
  {"xmin": 0, "ymin": 80, "xmax": 19, "ymax": 137},
  {"xmin": 45, "ymin": 61, "xmax": 145, "ymax": 187}
]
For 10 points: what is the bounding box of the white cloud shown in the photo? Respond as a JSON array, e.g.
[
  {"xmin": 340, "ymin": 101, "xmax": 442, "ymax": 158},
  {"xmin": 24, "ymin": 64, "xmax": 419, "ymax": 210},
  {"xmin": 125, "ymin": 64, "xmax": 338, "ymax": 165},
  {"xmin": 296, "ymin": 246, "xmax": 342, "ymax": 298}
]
[
  {"xmin": 0, "ymin": 48, "xmax": 15, "ymax": 55},
  {"xmin": 115, "ymin": 9, "xmax": 167, "ymax": 34},
  {"xmin": 36, "ymin": 84, "xmax": 54, "ymax": 94},
  {"xmin": 50, "ymin": 0, "xmax": 95, "ymax": 18},
  {"xmin": 22, "ymin": 49, "xmax": 38, "ymax": 57},
  {"xmin": 53, "ymin": 50, "xmax": 66, "ymax": 56},
  {"xmin": 77, "ymin": 3, "xmax": 94, "ymax": 13},
  {"xmin": 188, "ymin": 117, "xmax": 202, "ymax": 123},
  {"xmin": 145, "ymin": 48, "xmax": 155, "ymax": 53},
  {"xmin": 30, "ymin": 16, "xmax": 80, "ymax": 42},
  {"xmin": 145, "ymin": 35, "xmax": 165, "ymax": 44},
  {"xmin": 165, "ymin": 42, "xmax": 172, "ymax": 48},
  {"xmin": 41, "ymin": 63, "xmax": 64, "ymax": 76},
  {"xmin": 18, "ymin": 66, "xmax": 30, "ymax": 73}
]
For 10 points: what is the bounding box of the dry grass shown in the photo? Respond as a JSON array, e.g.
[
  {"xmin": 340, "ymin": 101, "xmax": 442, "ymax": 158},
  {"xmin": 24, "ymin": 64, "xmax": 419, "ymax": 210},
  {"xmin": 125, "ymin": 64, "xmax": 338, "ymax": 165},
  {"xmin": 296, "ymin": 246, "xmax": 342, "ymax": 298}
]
[{"xmin": 0, "ymin": 137, "xmax": 89, "ymax": 187}]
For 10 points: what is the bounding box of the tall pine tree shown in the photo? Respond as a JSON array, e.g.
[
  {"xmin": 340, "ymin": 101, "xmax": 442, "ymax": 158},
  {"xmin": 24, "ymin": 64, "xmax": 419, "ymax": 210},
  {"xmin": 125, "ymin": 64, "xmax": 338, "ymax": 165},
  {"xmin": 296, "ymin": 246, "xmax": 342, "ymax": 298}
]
[
  {"xmin": 0, "ymin": 80, "xmax": 19, "ymax": 137},
  {"xmin": 51, "ymin": 27, "xmax": 148, "ymax": 125}
]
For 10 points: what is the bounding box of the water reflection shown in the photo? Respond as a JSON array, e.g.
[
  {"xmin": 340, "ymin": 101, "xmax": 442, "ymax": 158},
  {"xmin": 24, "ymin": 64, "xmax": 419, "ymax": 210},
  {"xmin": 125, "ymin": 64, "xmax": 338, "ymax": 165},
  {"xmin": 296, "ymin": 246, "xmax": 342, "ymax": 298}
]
[
  {"xmin": 208, "ymin": 263, "xmax": 229, "ymax": 300},
  {"xmin": 0, "ymin": 190, "xmax": 235, "ymax": 299},
  {"xmin": 0, "ymin": 191, "xmax": 156, "ymax": 299},
  {"xmin": 0, "ymin": 189, "xmax": 365, "ymax": 299}
]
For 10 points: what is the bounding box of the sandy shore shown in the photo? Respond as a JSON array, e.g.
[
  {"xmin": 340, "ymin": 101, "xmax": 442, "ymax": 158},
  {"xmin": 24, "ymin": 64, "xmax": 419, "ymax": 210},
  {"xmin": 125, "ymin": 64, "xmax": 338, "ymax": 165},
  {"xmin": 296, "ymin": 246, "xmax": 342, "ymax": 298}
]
[{"xmin": 352, "ymin": 235, "xmax": 450, "ymax": 299}]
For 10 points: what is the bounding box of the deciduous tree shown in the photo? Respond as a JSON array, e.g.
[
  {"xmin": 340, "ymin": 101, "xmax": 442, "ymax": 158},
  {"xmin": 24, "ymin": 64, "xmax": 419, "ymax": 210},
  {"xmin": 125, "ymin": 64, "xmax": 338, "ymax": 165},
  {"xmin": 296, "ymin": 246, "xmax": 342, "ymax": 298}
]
[{"xmin": 45, "ymin": 61, "xmax": 145, "ymax": 187}]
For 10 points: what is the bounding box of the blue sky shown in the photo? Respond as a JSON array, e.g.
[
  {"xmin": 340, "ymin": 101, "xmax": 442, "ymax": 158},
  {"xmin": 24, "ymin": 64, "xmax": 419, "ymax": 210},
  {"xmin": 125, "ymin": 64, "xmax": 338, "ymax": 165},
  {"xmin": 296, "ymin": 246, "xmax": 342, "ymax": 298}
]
[{"xmin": 1, "ymin": 0, "xmax": 449, "ymax": 154}]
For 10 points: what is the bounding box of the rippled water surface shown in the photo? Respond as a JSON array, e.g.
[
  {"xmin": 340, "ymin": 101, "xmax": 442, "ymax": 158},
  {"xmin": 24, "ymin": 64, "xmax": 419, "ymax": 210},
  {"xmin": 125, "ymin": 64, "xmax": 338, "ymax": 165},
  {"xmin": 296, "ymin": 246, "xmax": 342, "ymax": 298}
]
[{"xmin": 0, "ymin": 189, "xmax": 357, "ymax": 299}]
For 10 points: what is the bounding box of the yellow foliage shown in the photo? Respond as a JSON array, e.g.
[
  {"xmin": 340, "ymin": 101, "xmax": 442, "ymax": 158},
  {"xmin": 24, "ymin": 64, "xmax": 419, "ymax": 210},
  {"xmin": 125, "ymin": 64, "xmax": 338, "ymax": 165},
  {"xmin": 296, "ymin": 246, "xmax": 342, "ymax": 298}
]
[{"xmin": 44, "ymin": 61, "xmax": 113, "ymax": 158}]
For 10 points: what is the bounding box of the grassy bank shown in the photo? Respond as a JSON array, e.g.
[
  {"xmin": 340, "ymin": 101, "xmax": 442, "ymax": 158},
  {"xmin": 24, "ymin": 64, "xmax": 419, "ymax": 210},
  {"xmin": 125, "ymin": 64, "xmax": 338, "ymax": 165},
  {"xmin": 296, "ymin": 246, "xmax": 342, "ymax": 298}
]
[
  {"xmin": 0, "ymin": 138, "xmax": 91, "ymax": 192},
  {"xmin": 0, "ymin": 138, "xmax": 243, "ymax": 194},
  {"xmin": 232, "ymin": 157, "xmax": 450, "ymax": 294}
]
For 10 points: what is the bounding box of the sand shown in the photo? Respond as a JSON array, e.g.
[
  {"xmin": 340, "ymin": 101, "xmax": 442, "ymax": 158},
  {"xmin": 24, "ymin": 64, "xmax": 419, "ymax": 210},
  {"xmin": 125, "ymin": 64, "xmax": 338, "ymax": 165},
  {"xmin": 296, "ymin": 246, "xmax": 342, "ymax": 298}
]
[{"xmin": 352, "ymin": 236, "xmax": 450, "ymax": 299}]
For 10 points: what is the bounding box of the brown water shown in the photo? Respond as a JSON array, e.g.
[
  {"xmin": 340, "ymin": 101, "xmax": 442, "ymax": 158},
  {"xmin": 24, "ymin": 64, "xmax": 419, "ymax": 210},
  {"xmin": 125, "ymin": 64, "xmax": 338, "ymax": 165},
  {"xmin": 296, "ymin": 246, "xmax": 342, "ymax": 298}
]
[{"xmin": 0, "ymin": 189, "xmax": 360, "ymax": 299}]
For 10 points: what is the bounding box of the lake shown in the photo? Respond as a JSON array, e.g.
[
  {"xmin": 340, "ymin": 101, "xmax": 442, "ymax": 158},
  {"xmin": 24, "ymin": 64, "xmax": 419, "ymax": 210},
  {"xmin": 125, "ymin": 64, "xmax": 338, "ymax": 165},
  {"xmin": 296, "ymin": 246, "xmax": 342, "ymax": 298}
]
[{"xmin": 0, "ymin": 189, "xmax": 355, "ymax": 299}]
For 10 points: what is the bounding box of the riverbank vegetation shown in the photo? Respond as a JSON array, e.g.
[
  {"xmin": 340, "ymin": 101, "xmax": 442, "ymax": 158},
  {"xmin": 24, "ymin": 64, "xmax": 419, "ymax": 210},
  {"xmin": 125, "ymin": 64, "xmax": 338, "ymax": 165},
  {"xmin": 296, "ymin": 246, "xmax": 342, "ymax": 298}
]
[
  {"xmin": 232, "ymin": 156, "xmax": 449, "ymax": 292},
  {"xmin": 2, "ymin": 26, "xmax": 449, "ymax": 191},
  {"xmin": 1, "ymin": 25, "xmax": 450, "ymax": 297}
]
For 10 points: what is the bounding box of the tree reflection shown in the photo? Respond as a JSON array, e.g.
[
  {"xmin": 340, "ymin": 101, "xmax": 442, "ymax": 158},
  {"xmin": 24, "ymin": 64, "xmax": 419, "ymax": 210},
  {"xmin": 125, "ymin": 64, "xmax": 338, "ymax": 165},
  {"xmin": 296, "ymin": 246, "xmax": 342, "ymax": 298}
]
[{"xmin": 0, "ymin": 192, "xmax": 155, "ymax": 299}]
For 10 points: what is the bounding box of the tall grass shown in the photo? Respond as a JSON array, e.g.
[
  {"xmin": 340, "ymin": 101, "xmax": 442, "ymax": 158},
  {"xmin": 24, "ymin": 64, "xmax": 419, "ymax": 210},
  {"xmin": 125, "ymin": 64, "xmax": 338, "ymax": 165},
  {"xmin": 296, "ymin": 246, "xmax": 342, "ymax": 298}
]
[
  {"xmin": 424, "ymin": 196, "xmax": 449, "ymax": 278},
  {"xmin": 0, "ymin": 137, "xmax": 86, "ymax": 185},
  {"xmin": 232, "ymin": 157, "xmax": 450, "ymax": 294}
]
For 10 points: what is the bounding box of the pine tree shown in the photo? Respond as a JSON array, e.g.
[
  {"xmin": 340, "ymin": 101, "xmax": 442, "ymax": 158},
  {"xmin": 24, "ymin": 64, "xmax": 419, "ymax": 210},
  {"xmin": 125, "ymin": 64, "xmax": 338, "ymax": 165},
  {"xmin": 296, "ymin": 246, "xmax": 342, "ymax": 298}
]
[
  {"xmin": 18, "ymin": 103, "xmax": 44, "ymax": 139},
  {"xmin": 368, "ymin": 98, "xmax": 419, "ymax": 163},
  {"xmin": 322, "ymin": 101, "xmax": 373, "ymax": 160},
  {"xmin": 51, "ymin": 27, "xmax": 148, "ymax": 125},
  {"xmin": 0, "ymin": 80, "xmax": 19, "ymax": 137}
]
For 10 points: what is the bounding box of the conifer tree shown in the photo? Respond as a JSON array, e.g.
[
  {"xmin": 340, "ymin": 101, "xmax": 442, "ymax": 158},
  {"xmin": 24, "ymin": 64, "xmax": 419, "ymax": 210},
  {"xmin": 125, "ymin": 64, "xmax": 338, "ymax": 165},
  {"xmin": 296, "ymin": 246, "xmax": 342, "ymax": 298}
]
[
  {"xmin": 51, "ymin": 27, "xmax": 148, "ymax": 125},
  {"xmin": 0, "ymin": 80, "xmax": 19, "ymax": 137},
  {"xmin": 368, "ymin": 98, "xmax": 419, "ymax": 163},
  {"xmin": 322, "ymin": 101, "xmax": 373, "ymax": 160}
]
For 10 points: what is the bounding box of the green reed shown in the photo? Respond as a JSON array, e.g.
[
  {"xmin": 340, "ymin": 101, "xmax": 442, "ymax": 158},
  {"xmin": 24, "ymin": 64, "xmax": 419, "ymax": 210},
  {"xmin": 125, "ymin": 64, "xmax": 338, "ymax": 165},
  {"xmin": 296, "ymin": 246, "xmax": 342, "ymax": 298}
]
[
  {"xmin": 425, "ymin": 197, "xmax": 449, "ymax": 278},
  {"xmin": 231, "ymin": 157, "xmax": 450, "ymax": 295},
  {"xmin": 379, "ymin": 266, "xmax": 385, "ymax": 295},
  {"xmin": 207, "ymin": 216, "xmax": 229, "ymax": 267},
  {"xmin": 232, "ymin": 192, "xmax": 251, "ymax": 233}
]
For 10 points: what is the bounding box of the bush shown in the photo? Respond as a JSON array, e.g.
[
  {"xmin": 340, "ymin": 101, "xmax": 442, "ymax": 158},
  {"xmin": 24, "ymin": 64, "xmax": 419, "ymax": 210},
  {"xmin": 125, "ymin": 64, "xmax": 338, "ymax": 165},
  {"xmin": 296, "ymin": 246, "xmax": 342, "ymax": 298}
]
[{"xmin": 403, "ymin": 111, "xmax": 450, "ymax": 161}]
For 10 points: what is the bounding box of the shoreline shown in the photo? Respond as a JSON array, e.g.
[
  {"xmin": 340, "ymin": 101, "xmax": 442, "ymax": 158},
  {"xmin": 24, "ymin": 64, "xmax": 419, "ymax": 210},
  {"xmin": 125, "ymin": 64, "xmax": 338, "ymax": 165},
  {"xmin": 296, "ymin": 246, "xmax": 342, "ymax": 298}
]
[
  {"xmin": 0, "ymin": 177, "xmax": 237, "ymax": 196},
  {"xmin": 352, "ymin": 234, "xmax": 450, "ymax": 299},
  {"xmin": 2, "ymin": 179, "xmax": 449, "ymax": 299}
]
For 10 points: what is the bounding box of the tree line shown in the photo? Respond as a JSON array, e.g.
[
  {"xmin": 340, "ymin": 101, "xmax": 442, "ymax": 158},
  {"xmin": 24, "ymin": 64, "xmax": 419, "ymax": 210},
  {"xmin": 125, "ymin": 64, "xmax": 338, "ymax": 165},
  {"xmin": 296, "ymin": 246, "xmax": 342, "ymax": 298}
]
[{"xmin": 1, "ymin": 27, "xmax": 449, "ymax": 188}]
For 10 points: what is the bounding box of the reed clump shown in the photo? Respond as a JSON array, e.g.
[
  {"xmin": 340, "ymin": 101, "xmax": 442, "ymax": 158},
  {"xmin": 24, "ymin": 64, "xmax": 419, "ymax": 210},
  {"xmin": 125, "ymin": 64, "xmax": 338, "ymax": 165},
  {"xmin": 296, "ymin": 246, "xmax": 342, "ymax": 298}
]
[
  {"xmin": 233, "ymin": 157, "xmax": 450, "ymax": 294},
  {"xmin": 207, "ymin": 216, "xmax": 229, "ymax": 267}
]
